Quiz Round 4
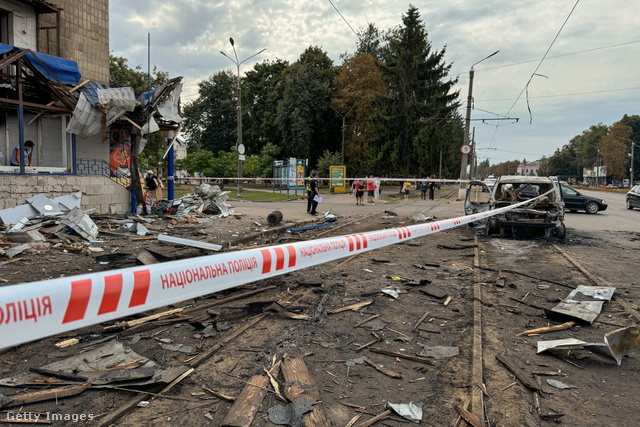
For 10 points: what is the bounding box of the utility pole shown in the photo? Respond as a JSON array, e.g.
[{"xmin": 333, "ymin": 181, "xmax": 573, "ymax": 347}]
[
  {"xmin": 458, "ymin": 51, "xmax": 499, "ymax": 199},
  {"xmin": 330, "ymin": 103, "xmax": 357, "ymax": 165}
]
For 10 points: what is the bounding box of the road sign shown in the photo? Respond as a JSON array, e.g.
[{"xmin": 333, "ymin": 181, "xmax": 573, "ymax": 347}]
[{"xmin": 460, "ymin": 144, "xmax": 471, "ymax": 155}]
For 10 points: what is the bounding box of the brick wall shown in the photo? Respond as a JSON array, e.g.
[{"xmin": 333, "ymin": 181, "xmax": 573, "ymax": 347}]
[
  {"xmin": 40, "ymin": 0, "xmax": 110, "ymax": 84},
  {"xmin": 0, "ymin": 175, "xmax": 131, "ymax": 214}
]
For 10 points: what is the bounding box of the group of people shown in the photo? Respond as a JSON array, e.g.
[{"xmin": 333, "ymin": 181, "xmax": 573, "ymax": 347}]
[
  {"xmin": 351, "ymin": 176, "xmax": 379, "ymax": 205},
  {"xmin": 403, "ymin": 176, "xmax": 437, "ymax": 201}
]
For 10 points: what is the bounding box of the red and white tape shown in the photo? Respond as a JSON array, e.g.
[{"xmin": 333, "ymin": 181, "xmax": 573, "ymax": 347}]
[{"xmin": 0, "ymin": 194, "xmax": 550, "ymax": 349}]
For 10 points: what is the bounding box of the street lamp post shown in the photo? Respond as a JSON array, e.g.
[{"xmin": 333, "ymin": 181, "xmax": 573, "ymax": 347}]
[
  {"xmin": 458, "ymin": 50, "xmax": 499, "ymax": 199},
  {"xmin": 221, "ymin": 38, "xmax": 266, "ymax": 199}
]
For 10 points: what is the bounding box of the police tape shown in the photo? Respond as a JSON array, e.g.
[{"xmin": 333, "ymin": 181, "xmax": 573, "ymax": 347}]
[
  {"xmin": 0, "ymin": 193, "xmax": 549, "ymax": 349},
  {"xmin": 175, "ymin": 177, "xmax": 472, "ymax": 183}
]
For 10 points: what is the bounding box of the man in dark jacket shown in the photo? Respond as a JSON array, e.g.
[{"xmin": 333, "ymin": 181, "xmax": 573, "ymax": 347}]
[{"xmin": 307, "ymin": 170, "xmax": 320, "ymax": 215}]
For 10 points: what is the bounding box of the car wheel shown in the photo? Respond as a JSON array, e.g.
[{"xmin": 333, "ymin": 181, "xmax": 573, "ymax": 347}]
[
  {"xmin": 555, "ymin": 223, "xmax": 566, "ymax": 239},
  {"xmin": 585, "ymin": 201, "xmax": 599, "ymax": 214},
  {"xmin": 627, "ymin": 199, "xmax": 634, "ymax": 210}
]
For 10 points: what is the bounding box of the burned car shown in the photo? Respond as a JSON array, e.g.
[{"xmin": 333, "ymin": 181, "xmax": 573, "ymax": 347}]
[{"xmin": 465, "ymin": 176, "xmax": 565, "ymax": 239}]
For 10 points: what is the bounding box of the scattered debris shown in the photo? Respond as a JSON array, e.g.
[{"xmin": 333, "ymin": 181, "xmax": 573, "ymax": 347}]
[
  {"xmin": 381, "ymin": 286, "xmax": 400, "ymax": 299},
  {"xmin": 55, "ymin": 207, "xmax": 99, "ymax": 240},
  {"xmin": 413, "ymin": 213, "xmax": 431, "ymax": 222},
  {"xmin": 386, "ymin": 401, "xmax": 423, "ymax": 423},
  {"xmin": 268, "ymin": 399, "xmax": 316, "ymax": 427},
  {"xmin": 267, "ymin": 210, "xmax": 284, "ymax": 226},
  {"xmin": 418, "ymin": 346, "xmax": 459, "ymax": 359},
  {"xmin": 157, "ymin": 234, "xmax": 222, "ymax": 251},
  {"xmin": 363, "ymin": 357, "xmax": 402, "ymax": 379},
  {"xmin": 537, "ymin": 325, "xmax": 640, "ymax": 365},
  {"xmin": 546, "ymin": 379, "xmax": 577, "ymax": 390},
  {"xmin": 518, "ymin": 321, "xmax": 575, "ymax": 336},
  {"xmin": 159, "ymin": 343, "xmax": 193, "ymax": 353},
  {"xmin": 547, "ymin": 285, "xmax": 616, "ymax": 324},
  {"xmin": 327, "ymin": 300, "xmax": 373, "ymax": 314}
]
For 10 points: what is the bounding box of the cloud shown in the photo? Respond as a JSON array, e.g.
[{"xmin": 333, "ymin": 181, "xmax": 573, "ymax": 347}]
[{"xmin": 109, "ymin": 0, "xmax": 640, "ymax": 162}]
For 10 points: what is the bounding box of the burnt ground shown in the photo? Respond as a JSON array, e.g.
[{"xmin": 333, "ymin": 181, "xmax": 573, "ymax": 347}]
[{"xmin": 0, "ymin": 186, "xmax": 639, "ymax": 426}]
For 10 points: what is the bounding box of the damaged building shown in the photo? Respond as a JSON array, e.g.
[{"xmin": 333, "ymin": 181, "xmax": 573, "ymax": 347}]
[{"xmin": 0, "ymin": 0, "xmax": 182, "ymax": 215}]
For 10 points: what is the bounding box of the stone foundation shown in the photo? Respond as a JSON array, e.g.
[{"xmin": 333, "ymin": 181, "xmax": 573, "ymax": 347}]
[{"xmin": 0, "ymin": 175, "xmax": 130, "ymax": 214}]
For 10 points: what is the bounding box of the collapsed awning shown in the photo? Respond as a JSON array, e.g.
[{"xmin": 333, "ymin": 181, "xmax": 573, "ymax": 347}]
[{"xmin": 0, "ymin": 43, "xmax": 80, "ymax": 85}]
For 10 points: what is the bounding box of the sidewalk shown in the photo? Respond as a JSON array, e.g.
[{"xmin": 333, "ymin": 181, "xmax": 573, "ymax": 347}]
[{"xmin": 228, "ymin": 184, "xmax": 462, "ymax": 225}]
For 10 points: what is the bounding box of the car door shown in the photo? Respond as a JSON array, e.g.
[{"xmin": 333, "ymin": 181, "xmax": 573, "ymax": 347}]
[
  {"xmin": 561, "ymin": 184, "xmax": 582, "ymax": 210},
  {"xmin": 632, "ymin": 185, "xmax": 640, "ymax": 208},
  {"xmin": 465, "ymin": 181, "xmax": 490, "ymax": 226}
]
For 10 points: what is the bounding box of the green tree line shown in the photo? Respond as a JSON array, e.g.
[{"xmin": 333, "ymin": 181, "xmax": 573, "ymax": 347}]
[{"xmin": 180, "ymin": 5, "xmax": 464, "ymax": 179}]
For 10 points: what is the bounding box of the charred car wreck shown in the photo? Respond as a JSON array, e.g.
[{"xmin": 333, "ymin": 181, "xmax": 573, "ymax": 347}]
[{"xmin": 465, "ymin": 176, "xmax": 566, "ymax": 239}]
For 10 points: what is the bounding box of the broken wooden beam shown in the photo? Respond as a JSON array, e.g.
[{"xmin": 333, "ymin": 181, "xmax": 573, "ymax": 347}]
[
  {"xmin": 355, "ymin": 409, "xmax": 392, "ymax": 427},
  {"xmin": 412, "ymin": 311, "xmax": 429, "ymax": 332},
  {"xmin": 1, "ymin": 383, "xmax": 90, "ymax": 408},
  {"xmin": 495, "ymin": 354, "xmax": 541, "ymax": 391},
  {"xmin": 363, "ymin": 357, "xmax": 402, "ymax": 379},
  {"xmin": 369, "ymin": 348, "xmax": 435, "ymax": 365},
  {"xmin": 517, "ymin": 321, "xmax": 575, "ymax": 336},
  {"xmin": 220, "ymin": 376, "xmax": 269, "ymax": 427},
  {"xmin": 281, "ymin": 356, "xmax": 330, "ymax": 427},
  {"xmin": 327, "ymin": 300, "xmax": 373, "ymax": 314}
]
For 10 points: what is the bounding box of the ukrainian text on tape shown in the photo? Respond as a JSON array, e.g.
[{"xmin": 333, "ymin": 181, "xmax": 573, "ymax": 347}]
[{"xmin": 0, "ymin": 194, "xmax": 550, "ymax": 348}]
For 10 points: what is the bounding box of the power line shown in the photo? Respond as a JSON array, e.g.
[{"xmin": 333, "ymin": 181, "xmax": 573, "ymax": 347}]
[
  {"xmin": 488, "ymin": 0, "xmax": 580, "ymax": 148},
  {"xmin": 453, "ymin": 39, "xmax": 640, "ymax": 78},
  {"xmin": 326, "ymin": 0, "xmax": 359, "ymax": 39},
  {"xmin": 478, "ymin": 86, "xmax": 640, "ymax": 102}
]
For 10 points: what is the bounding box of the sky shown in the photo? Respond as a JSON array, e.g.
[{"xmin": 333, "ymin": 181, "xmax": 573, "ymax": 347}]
[{"xmin": 109, "ymin": 0, "xmax": 640, "ymax": 166}]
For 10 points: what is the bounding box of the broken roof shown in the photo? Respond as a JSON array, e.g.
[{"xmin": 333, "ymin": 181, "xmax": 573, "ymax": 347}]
[{"xmin": 0, "ymin": 43, "xmax": 80, "ymax": 85}]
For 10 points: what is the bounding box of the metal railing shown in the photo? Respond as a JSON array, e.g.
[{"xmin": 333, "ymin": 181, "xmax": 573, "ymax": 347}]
[{"xmin": 76, "ymin": 158, "xmax": 131, "ymax": 188}]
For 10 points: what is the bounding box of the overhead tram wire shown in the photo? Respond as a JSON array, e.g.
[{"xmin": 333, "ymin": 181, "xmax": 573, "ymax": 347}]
[
  {"xmin": 478, "ymin": 86, "xmax": 640, "ymax": 102},
  {"xmin": 452, "ymin": 39, "xmax": 640, "ymax": 79},
  {"xmin": 487, "ymin": 0, "xmax": 581, "ymax": 149}
]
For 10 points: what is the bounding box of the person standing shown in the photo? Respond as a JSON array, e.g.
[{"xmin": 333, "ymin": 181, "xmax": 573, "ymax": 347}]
[
  {"xmin": 307, "ymin": 170, "xmax": 320, "ymax": 216},
  {"xmin": 429, "ymin": 175, "xmax": 436, "ymax": 200},
  {"xmin": 356, "ymin": 180, "xmax": 365, "ymax": 205},
  {"xmin": 10, "ymin": 140, "xmax": 34, "ymax": 166},
  {"xmin": 366, "ymin": 175, "xmax": 376, "ymax": 203},
  {"xmin": 420, "ymin": 179, "xmax": 428, "ymax": 200},
  {"xmin": 402, "ymin": 180, "xmax": 411, "ymax": 202}
]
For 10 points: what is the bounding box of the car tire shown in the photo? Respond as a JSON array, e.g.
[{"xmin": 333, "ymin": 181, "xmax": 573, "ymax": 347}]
[
  {"xmin": 627, "ymin": 199, "xmax": 634, "ymax": 210},
  {"xmin": 555, "ymin": 223, "xmax": 566, "ymax": 239},
  {"xmin": 585, "ymin": 201, "xmax": 599, "ymax": 214}
]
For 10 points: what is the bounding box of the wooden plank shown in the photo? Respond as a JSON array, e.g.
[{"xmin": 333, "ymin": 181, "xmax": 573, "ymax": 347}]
[
  {"xmin": 281, "ymin": 356, "xmax": 330, "ymax": 427},
  {"xmin": 221, "ymin": 375, "xmax": 269, "ymax": 427},
  {"xmin": 2, "ymin": 383, "xmax": 90, "ymax": 408},
  {"xmin": 362, "ymin": 357, "xmax": 402, "ymax": 379},
  {"xmin": 517, "ymin": 321, "xmax": 575, "ymax": 336},
  {"xmin": 327, "ymin": 300, "xmax": 373, "ymax": 314},
  {"xmin": 495, "ymin": 354, "xmax": 540, "ymax": 391},
  {"xmin": 369, "ymin": 348, "xmax": 435, "ymax": 365},
  {"xmin": 355, "ymin": 409, "xmax": 392, "ymax": 427}
]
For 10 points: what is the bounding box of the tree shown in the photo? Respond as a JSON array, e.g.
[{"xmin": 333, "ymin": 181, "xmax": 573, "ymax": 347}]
[
  {"xmin": 332, "ymin": 53, "xmax": 386, "ymax": 175},
  {"xmin": 182, "ymin": 70, "xmax": 237, "ymax": 153},
  {"xmin": 366, "ymin": 5, "xmax": 461, "ymax": 176},
  {"xmin": 109, "ymin": 54, "xmax": 169, "ymax": 95},
  {"xmin": 600, "ymin": 123, "xmax": 632, "ymax": 180},
  {"xmin": 576, "ymin": 123, "xmax": 609, "ymax": 174},
  {"xmin": 243, "ymin": 143, "xmax": 281, "ymax": 178},
  {"xmin": 242, "ymin": 59, "xmax": 290, "ymax": 155},
  {"xmin": 316, "ymin": 150, "xmax": 342, "ymax": 177},
  {"xmin": 276, "ymin": 46, "xmax": 339, "ymax": 164}
]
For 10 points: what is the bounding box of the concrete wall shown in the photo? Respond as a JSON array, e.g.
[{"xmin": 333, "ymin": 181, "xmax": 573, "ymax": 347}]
[{"xmin": 0, "ymin": 174, "xmax": 131, "ymax": 214}]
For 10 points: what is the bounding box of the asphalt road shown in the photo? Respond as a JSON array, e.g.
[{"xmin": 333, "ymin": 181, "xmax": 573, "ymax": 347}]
[{"xmin": 564, "ymin": 188, "xmax": 639, "ymax": 232}]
